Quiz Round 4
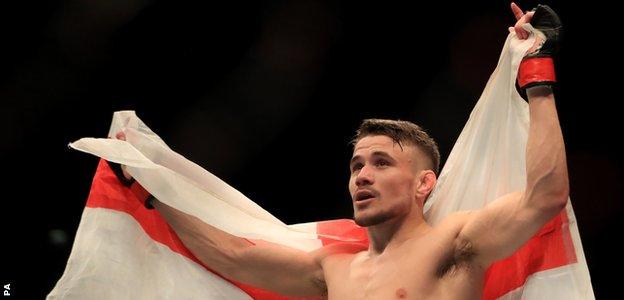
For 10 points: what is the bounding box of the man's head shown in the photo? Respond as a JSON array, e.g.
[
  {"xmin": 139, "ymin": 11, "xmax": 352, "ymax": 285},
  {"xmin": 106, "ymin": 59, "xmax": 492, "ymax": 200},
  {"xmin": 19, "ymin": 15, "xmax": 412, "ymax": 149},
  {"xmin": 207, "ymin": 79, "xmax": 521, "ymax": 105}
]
[{"xmin": 348, "ymin": 119, "xmax": 440, "ymax": 227}]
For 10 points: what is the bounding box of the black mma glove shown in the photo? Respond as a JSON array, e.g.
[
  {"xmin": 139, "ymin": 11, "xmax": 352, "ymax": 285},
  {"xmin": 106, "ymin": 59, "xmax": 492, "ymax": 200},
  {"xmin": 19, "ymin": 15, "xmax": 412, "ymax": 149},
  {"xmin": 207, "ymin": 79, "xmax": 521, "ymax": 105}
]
[{"xmin": 517, "ymin": 4, "xmax": 562, "ymax": 99}]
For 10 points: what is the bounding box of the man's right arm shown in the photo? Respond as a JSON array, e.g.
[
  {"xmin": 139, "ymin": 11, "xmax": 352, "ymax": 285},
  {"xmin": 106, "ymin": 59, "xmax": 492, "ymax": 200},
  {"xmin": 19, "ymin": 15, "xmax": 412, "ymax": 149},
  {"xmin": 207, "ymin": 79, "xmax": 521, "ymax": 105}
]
[
  {"xmin": 112, "ymin": 131, "xmax": 326, "ymax": 296},
  {"xmin": 152, "ymin": 200, "xmax": 328, "ymax": 297}
]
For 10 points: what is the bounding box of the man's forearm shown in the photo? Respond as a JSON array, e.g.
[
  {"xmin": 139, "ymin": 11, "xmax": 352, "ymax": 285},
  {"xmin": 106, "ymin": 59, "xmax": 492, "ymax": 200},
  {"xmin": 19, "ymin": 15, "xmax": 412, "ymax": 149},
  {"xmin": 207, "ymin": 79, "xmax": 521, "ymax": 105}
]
[
  {"xmin": 525, "ymin": 86, "xmax": 569, "ymax": 207},
  {"xmin": 152, "ymin": 200, "xmax": 252, "ymax": 277}
]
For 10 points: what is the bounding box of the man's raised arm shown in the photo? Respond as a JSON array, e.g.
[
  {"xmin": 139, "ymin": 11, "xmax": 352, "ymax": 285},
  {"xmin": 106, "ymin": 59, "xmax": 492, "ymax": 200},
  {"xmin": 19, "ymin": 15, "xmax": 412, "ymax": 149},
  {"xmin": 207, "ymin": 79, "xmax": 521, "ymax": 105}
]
[{"xmin": 455, "ymin": 4, "xmax": 569, "ymax": 268}]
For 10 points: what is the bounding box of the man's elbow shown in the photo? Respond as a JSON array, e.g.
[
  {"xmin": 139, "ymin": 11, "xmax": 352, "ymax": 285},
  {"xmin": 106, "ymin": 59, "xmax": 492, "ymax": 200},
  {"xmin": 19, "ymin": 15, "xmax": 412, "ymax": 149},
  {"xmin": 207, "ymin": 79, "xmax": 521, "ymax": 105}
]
[
  {"xmin": 215, "ymin": 249, "xmax": 243, "ymax": 280},
  {"xmin": 549, "ymin": 172, "xmax": 570, "ymax": 208},
  {"xmin": 529, "ymin": 175, "xmax": 569, "ymax": 211},
  {"xmin": 542, "ymin": 185, "xmax": 569, "ymax": 214},
  {"xmin": 551, "ymin": 187, "xmax": 569, "ymax": 210},
  {"xmin": 179, "ymin": 232, "xmax": 249, "ymax": 279}
]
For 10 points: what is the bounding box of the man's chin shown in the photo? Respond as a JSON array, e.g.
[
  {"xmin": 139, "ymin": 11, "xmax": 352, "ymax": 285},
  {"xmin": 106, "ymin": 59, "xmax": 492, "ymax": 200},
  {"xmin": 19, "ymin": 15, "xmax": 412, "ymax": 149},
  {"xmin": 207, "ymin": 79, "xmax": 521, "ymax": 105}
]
[{"xmin": 354, "ymin": 212, "xmax": 390, "ymax": 227}]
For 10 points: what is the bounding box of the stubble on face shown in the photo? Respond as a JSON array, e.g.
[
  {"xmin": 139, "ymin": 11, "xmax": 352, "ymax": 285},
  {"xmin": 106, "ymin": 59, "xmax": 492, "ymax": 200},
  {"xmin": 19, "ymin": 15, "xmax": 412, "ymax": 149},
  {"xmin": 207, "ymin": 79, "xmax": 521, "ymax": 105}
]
[
  {"xmin": 354, "ymin": 206, "xmax": 399, "ymax": 227},
  {"xmin": 350, "ymin": 136, "xmax": 419, "ymax": 227}
]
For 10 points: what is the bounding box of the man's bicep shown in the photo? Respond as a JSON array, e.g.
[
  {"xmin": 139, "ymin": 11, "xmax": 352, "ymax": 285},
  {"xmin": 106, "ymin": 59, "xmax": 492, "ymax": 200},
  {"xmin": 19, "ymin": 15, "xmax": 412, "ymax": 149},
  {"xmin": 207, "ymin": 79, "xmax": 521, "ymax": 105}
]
[
  {"xmin": 231, "ymin": 240, "xmax": 326, "ymax": 297},
  {"xmin": 457, "ymin": 191, "xmax": 559, "ymax": 267}
]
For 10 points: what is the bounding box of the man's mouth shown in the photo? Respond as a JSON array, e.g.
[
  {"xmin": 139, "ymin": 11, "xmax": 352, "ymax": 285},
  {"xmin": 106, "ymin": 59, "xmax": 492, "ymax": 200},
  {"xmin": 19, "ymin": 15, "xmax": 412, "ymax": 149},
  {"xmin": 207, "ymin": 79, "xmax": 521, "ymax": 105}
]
[{"xmin": 354, "ymin": 190, "xmax": 376, "ymax": 202}]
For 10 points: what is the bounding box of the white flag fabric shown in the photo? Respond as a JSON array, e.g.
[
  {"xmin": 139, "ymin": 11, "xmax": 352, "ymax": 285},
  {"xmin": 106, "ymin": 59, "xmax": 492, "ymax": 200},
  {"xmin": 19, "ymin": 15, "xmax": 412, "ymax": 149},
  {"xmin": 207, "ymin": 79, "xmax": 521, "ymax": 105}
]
[{"xmin": 49, "ymin": 30, "xmax": 593, "ymax": 299}]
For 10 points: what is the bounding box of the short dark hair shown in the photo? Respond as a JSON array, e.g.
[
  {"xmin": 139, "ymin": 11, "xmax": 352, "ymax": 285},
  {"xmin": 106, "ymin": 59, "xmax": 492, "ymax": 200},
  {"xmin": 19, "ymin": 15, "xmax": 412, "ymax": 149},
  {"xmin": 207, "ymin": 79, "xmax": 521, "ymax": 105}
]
[{"xmin": 351, "ymin": 119, "xmax": 440, "ymax": 175}]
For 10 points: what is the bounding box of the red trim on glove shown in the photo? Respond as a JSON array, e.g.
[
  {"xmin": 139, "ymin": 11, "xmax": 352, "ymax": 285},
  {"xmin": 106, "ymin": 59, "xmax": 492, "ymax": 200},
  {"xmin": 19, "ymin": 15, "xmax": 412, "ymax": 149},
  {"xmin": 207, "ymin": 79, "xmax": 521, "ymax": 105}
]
[{"xmin": 518, "ymin": 57, "xmax": 556, "ymax": 88}]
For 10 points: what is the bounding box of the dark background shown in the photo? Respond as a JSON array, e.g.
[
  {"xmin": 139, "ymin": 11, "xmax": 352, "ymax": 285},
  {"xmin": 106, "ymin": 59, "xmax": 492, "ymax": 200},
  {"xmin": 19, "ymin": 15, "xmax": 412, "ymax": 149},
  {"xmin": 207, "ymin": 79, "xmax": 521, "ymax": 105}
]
[{"xmin": 1, "ymin": 0, "xmax": 620, "ymax": 298}]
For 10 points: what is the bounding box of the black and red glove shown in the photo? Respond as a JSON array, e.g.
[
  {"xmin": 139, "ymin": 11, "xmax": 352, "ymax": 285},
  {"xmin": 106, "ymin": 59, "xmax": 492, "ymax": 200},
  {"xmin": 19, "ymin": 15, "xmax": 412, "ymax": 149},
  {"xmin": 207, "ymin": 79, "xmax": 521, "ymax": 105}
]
[
  {"xmin": 107, "ymin": 160, "xmax": 156, "ymax": 209},
  {"xmin": 516, "ymin": 4, "xmax": 562, "ymax": 99}
]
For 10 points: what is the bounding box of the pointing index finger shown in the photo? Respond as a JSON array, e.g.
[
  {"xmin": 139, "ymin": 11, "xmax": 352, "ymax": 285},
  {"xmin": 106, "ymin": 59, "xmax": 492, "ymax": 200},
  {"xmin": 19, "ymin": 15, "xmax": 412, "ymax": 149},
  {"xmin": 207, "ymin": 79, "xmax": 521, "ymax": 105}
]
[{"xmin": 511, "ymin": 2, "xmax": 524, "ymax": 21}]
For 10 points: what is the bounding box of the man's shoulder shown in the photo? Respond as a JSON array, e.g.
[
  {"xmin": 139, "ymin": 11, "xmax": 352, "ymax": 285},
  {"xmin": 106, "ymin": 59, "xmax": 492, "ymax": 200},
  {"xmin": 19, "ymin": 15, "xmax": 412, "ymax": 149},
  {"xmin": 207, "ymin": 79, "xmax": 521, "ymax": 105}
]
[
  {"xmin": 313, "ymin": 242, "xmax": 367, "ymax": 263},
  {"xmin": 316, "ymin": 243, "xmax": 367, "ymax": 277}
]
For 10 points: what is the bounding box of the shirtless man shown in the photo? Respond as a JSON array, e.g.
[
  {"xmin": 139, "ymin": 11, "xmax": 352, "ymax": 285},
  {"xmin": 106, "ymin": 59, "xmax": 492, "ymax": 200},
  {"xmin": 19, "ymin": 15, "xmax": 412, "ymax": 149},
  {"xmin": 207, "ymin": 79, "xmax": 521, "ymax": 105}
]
[{"xmin": 118, "ymin": 3, "xmax": 566, "ymax": 299}]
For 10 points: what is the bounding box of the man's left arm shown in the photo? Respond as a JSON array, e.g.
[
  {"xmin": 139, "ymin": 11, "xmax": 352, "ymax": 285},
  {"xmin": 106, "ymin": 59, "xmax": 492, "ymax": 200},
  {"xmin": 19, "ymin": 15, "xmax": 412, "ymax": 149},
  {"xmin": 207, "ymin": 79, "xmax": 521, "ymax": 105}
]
[
  {"xmin": 455, "ymin": 4, "xmax": 568, "ymax": 268},
  {"xmin": 457, "ymin": 86, "xmax": 568, "ymax": 268}
]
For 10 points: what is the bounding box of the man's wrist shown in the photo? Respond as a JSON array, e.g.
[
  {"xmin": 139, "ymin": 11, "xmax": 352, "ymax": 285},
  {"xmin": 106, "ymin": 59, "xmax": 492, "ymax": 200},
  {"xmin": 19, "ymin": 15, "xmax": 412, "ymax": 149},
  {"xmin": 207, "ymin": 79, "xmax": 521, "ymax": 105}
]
[
  {"xmin": 107, "ymin": 160, "xmax": 135, "ymax": 186},
  {"xmin": 526, "ymin": 85, "xmax": 553, "ymax": 98},
  {"xmin": 145, "ymin": 195, "xmax": 156, "ymax": 210}
]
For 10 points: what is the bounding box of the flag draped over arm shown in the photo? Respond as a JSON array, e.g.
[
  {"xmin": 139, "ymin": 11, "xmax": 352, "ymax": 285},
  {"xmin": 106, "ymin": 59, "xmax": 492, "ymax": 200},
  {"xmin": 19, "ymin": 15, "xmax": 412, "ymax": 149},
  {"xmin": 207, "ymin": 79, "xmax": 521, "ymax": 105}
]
[{"xmin": 48, "ymin": 31, "xmax": 594, "ymax": 299}]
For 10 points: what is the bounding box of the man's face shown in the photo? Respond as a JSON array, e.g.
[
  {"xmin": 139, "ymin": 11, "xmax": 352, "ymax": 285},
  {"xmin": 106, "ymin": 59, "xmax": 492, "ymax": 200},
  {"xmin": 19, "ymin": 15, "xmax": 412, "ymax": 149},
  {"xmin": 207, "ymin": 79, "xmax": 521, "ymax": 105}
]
[{"xmin": 349, "ymin": 135, "xmax": 421, "ymax": 227}]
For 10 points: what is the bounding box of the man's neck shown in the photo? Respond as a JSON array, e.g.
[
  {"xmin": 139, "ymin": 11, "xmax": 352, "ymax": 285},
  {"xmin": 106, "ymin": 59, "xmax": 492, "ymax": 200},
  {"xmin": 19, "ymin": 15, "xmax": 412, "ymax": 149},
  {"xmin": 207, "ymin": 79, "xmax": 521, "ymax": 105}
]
[{"xmin": 366, "ymin": 210, "xmax": 431, "ymax": 256}]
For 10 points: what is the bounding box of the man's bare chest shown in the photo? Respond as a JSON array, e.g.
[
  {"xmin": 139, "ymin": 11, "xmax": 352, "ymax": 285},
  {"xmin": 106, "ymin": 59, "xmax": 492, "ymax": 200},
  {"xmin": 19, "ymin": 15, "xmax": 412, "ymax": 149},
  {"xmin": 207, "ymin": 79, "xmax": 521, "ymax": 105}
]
[{"xmin": 321, "ymin": 237, "xmax": 483, "ymax": 299}]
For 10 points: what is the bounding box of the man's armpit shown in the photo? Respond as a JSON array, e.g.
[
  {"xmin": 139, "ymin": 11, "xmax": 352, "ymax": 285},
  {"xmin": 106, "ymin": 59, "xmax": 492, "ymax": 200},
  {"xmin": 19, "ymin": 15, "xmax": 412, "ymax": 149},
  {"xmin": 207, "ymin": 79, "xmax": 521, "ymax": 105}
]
[
  {"xmin": 434, "ymin": 212, "xmax": 479, "ymax": 278},
  {"xmin": 435, "ymin": 236, "xmax": 477, "ymax": 278},
  {"xmin": 311, "ymin": 275, "xmax": 328, "ymax": 297}
]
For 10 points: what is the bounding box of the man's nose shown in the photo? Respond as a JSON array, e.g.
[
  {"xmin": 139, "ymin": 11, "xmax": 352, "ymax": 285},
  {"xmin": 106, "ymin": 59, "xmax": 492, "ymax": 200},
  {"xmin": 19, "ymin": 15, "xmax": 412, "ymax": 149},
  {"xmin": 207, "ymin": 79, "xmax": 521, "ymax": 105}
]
[{"xmin": 355, "ymin": 165, "xmax": 374, "ymax": 187}]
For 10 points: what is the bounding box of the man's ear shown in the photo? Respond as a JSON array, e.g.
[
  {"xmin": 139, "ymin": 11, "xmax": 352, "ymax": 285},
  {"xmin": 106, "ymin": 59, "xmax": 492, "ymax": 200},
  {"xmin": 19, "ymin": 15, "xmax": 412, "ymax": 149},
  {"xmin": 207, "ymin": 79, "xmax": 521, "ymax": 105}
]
[{"xmin": 415, "ymin": 170, "xmax": 437, "ymax": 205}]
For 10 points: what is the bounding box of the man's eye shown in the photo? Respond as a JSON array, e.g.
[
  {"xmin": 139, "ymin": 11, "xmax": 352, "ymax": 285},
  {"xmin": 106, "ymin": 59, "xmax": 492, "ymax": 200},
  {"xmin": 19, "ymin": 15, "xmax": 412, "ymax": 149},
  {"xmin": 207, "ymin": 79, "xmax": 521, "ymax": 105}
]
[
  {"xmin": 376, "ymin": 160, "xmax": 389, "ymax": 167},
  {"xmin": 351, "ymin": 163, "xmax": 363, "ymax": 172}
]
